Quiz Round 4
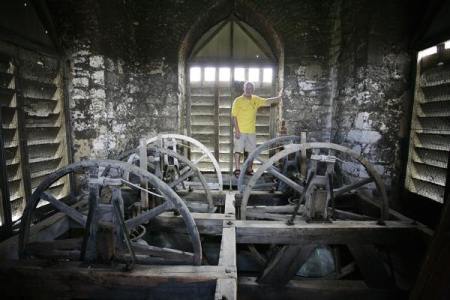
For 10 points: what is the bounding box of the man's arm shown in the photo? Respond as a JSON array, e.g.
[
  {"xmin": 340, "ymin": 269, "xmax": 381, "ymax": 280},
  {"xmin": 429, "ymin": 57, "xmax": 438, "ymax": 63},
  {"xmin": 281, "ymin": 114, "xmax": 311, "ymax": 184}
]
[
  {"xmin": 264, "ymin": 88, "xmax": 283, "ymax": 105},
  {"xmin": 233, "ymin": 117, "xmax": 240, "ymax": 138}
]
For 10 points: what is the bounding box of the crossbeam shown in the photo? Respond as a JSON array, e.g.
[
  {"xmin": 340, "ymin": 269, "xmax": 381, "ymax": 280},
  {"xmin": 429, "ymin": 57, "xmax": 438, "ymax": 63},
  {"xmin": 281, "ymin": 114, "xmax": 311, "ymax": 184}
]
[{"xmin": 234, "ymin": 220, "xmax": 426, "ymax": 245}]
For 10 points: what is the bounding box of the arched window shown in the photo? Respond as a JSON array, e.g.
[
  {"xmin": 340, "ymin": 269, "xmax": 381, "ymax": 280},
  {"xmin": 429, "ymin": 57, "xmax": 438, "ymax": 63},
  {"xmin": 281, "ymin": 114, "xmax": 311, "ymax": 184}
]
[{"xmin": 187, "ymin": 17, "xmax": 278, "ymax": 172}]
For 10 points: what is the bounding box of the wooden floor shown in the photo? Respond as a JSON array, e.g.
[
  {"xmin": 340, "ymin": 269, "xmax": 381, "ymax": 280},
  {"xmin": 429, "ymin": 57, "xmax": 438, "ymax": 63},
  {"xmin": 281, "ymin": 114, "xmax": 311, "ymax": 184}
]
[{"xmin": 0, "ymin": 191, "xmax": 433, "ymax": 300}]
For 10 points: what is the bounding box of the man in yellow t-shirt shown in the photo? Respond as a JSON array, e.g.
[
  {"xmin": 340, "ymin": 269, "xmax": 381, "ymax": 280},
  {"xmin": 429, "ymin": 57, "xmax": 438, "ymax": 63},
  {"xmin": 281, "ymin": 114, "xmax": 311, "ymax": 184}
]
[{"xmin": 231, "ymin": 81, "xmax": 282, "ymax": 177}]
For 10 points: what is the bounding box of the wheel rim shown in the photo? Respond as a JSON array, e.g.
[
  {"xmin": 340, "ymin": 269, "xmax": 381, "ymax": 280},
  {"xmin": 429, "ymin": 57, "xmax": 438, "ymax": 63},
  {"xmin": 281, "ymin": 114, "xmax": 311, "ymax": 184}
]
[
  {"xmin": 19, "ymin": 159, "xmax": 202, "ymax": 265},
  {"xmin": 239, "ymin": 143, "xmax": 389, "ymax": 223}
]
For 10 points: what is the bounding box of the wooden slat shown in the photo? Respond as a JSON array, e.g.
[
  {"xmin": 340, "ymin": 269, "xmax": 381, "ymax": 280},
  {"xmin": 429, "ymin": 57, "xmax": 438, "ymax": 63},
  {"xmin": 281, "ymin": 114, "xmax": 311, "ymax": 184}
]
[
  {"xmin": 258, "ymin": 244, "xmax": 317, "ymax": 285},
  {"xmin": 411, "ymin": 153, "xmax": 450, "ymax": 299},
  {"xmin": 348, "ymin": 244, "xmax": 394, "ymax": 288}
]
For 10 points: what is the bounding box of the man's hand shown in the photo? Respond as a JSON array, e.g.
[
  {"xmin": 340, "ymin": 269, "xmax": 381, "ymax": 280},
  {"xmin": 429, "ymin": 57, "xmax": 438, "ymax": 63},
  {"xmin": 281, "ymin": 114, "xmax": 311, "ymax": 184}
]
[
  {"xmin": 278, "ymin": 88, "xmax": 283, "ymax": 98},
  {"xmin": 266, "ymin": 88, "xmax": 283, "ymax": 105},
  {"xmin": 235, "ymin": 130, "xmax": 240, "ymax": 139}
]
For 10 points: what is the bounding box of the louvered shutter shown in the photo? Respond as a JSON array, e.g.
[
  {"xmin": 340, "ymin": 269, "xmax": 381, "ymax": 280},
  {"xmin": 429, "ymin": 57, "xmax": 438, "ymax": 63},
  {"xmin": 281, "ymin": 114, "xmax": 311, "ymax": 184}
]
[
  {"xmin": 405, "ymin": 45, "xmax": 450, "ymax": 203},
  {"xmin": 0, "ymin": 43, "xmax": 70, "ymax": 221}
]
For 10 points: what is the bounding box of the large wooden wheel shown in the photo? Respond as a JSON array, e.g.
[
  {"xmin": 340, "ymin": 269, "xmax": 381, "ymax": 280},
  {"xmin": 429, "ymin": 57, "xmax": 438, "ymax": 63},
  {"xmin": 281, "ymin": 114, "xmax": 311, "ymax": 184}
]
[
  {"xmin": 19, "ymin": 160, "xmax": 202, "ymax": 267},
  {"xmin": 146, "ymin": 134, "xmax": 223, "ymax": 191},
  {"xmin": 239, "ymin": 142, "xmax": 392, "ymax": 286},
  {"xmin": 237, "ymin": 135, "xmax": 302, "ymax": 193},
  {"xmin": 120, "ymin": 146, "xmax": 215, "ymax": 213},
  {"xmin": 239, "ymin": 142, "xmax": 389, "ymax": 223}
]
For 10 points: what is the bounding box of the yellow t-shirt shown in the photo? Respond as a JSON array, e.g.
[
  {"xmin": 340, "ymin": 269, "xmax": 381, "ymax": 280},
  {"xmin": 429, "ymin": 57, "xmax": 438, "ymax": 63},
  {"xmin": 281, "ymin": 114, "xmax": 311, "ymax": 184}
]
[{"xmin": 231, "ymin": 95, "xmax": 267, "ymax": 134}]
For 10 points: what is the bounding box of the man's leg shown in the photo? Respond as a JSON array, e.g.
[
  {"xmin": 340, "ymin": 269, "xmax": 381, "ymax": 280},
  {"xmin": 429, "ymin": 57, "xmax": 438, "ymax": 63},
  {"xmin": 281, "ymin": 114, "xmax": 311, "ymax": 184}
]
[
  {"xmin": 234, "ymin": 152, "xmax": 241, "ymax": 171},
  {"xmin": 246, "ymin": 134, "xmax": 257, "ymax": 173},
  {"xmin": 234, "ymin": 133, "xmax": 244, "ymax": 175}
]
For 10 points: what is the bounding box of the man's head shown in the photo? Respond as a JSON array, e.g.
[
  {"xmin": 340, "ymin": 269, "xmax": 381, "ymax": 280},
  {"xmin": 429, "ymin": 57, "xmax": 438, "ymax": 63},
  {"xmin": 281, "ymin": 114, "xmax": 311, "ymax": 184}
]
[{"xmin": 243, "ymin": 81, "xmax": 254, "ymax": 97}]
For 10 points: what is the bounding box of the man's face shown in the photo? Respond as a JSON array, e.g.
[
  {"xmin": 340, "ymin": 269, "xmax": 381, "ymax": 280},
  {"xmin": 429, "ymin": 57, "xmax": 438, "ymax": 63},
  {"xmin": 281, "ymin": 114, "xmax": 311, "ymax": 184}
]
[{"xmin": 243, "ymin": 83, "xmax": 254, "ymax": 95}]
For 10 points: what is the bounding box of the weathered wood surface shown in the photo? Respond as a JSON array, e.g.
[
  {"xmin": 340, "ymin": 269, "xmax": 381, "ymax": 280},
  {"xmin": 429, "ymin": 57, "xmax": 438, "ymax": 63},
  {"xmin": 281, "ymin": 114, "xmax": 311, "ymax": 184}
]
[
  {"xmin": 215, "ymin": 278, "xmax": 236, "ymax": 300},
  {"xmin": 149, "ymin": 212, "xmax": 225, "ymax": 235},
  {"xmin": 148, "ymin": 213, "xmax": 426, "ymax": 247},
  {"xmin": 139, "ymin": 139, "xmax": 149, "ymax": 209},
  {"xmin": 258, "ymin": 244, "xmax": 317, "ymax": 285},
  {"xmin": 25, "ymin": 238, "xmax": 82, "ymax": 260},
  {"xmin": 410, "ymin": 160, "xmax": 450, "ymax": 300},
  {"xmin": 0, "ymin": 200, "xmax": 87, "ymax": 261},
  {"xmin": 0, "ymin": 260, "xmax": 219, "ymax": 300},
  {"xmin": 348, "ymin": 244, "xmax": 394, "ymax": 289},
  {"xmin": 357, "ymin": 191, "xmax": 433, "ymax": 240},
  {"xmin": 215, "ymin": 191, "xmax": 237, "ymax": 300},
  {"xmin": 234, "ymin": 220, "xmax": 426, "ymax": 245},
  {"xmin": 42, "ymin": 192, "xmax": 87, "ymax": 226},
  {"xmin": 238, "ymin": 277, "xmax": 404, "ymax": 300},
  {"xmin": 132, "ymin": 242, "xmax": 195, "ymax": 263},
  {"xmin": 218, "ymin": 224, "xmax": 236, "ymax": 271},
  {"xmin": 177, "ymin": 190, "xmax": 226, "ymax": 206},
  {"xmin": 0, "ymin": 259, "xmax": 234, "ymax": 280},
  {"xmin": 223, "ymin": 191, "xmax": 236, "ymax": 217}
]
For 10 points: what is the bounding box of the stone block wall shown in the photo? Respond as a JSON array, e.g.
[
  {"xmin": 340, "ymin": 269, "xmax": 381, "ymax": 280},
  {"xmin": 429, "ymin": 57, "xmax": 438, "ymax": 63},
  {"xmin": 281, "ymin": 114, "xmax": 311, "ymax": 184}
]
[
  {"xmin": 47, "ymin": 0, "xmax": 416, "ymax": 197},
  {"xmin": 69, "ymin": 42, "xmax": 179, "ymax": 160}
]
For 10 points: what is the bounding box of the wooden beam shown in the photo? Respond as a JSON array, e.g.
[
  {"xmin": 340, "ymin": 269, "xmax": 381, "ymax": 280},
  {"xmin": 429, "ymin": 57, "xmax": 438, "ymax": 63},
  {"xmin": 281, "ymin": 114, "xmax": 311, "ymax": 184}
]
[
  {"xmin": 215, "ymin": 191, "xmax": 237, "ymax": 300},
  {"xmin": 149, "ymin": 212, "xmax": 225, "ymax": 235},
  {"xmin": 357, "ymin": 192, "xmax": 433, "ymax": 242},
  {"xmin": 347, "ymin": 244, "xmax": 394, "ymax": 289},
  {"xmin": 258, "ymin": 244, "xmax": 316, "ymax": 285},
  {"xmin": 0, "ymin": 260, "xmax": 224, "ymax": 299},
  {"xmin": 177, "ymin": 190, "xmax": 226, "ymax": 206},
  {"xmin": 223, "ymin": 191, "xmax": 236, "ymax": 217},
  {"xmin": 215, "ymin": 278, "xmax": 237, "ymax": 300},
  {"xmin": 234, "ymin": 220, "xmax": 425, "ymax": 245},
  {"xmin": 0, "ymin": 201, "xmax": 86, "ymax": 261},
  {"xmin": 218, "ymin": 224, "xmax": 236, "ymax": 271},
  {"xmin": 0, "ymin": 259, "xmax": 233, "ymax": 280},
  {"xmin": 139, "ymin": 139, "xmax": 149, "ymax": 209},
  {"xmin": 215, "ymin": 222, "xmax": 237, "ymax": 300},
  {"xmin": 238, "ymin": 277, "xmax": 404, "ymax": 300}
]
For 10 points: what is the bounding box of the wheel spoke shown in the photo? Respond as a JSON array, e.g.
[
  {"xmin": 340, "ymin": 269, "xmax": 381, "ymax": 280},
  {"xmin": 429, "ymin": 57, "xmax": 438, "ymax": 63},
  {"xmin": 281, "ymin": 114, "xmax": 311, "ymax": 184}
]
[
  {"xmin": 131, "ymin": 242, "xmax": 195, "ymax": 264},
  {"xmin": 125, "ymin": 201, "xmax": 174, "ymax": 230},
  {"xmin": 333, "ymin": 177, "xmax": 374, "ymax": 197},
  {"xmin": 168, "ymin": 168, "xmax": 196, "ymax": 188},
  {"xmin": 42, "ymin": 192, "xmax": 87, "ymax": 226},
  {"xmin": 191, "ymin": 153, "xmax": 208, "ymax": 165},
  {"xmin": 254, "ymin": 157, "xmax": 265, "ymax": 164},
  {"xmin": 266, "ymin": 167, "xmax": 304, "ymax": 194},
  {"xmin": 20, "ymin": 159, "xmax": 203, "ymax": 266}
]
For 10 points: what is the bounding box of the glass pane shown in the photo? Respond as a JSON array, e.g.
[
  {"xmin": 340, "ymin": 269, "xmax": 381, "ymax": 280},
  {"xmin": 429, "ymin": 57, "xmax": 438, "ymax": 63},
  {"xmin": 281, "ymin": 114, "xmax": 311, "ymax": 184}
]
[
  {"xmin": 234, "ymin": 67, "xmax": 245, "ymax": 81},
  {"xmin": 204, "ymin": 67, "xmax": 216, "ymax": 82},
  {"xmin": 249, "ymin": 68, "xmax": 259, "ymax": 82},
  {"xmin": 263, "ymin": 68, "xmax": 273, "ymax": 83},
  {"xmin": 190, "ymin": 67, "xmax": 201, "ymax": 82},
  {"xmin": 219, "ymin": 67, "xmax": 231, "ymax": 82},
  {"xmin": 445, "ymin": 40, "xmax": 450, "ymax": 49}
]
